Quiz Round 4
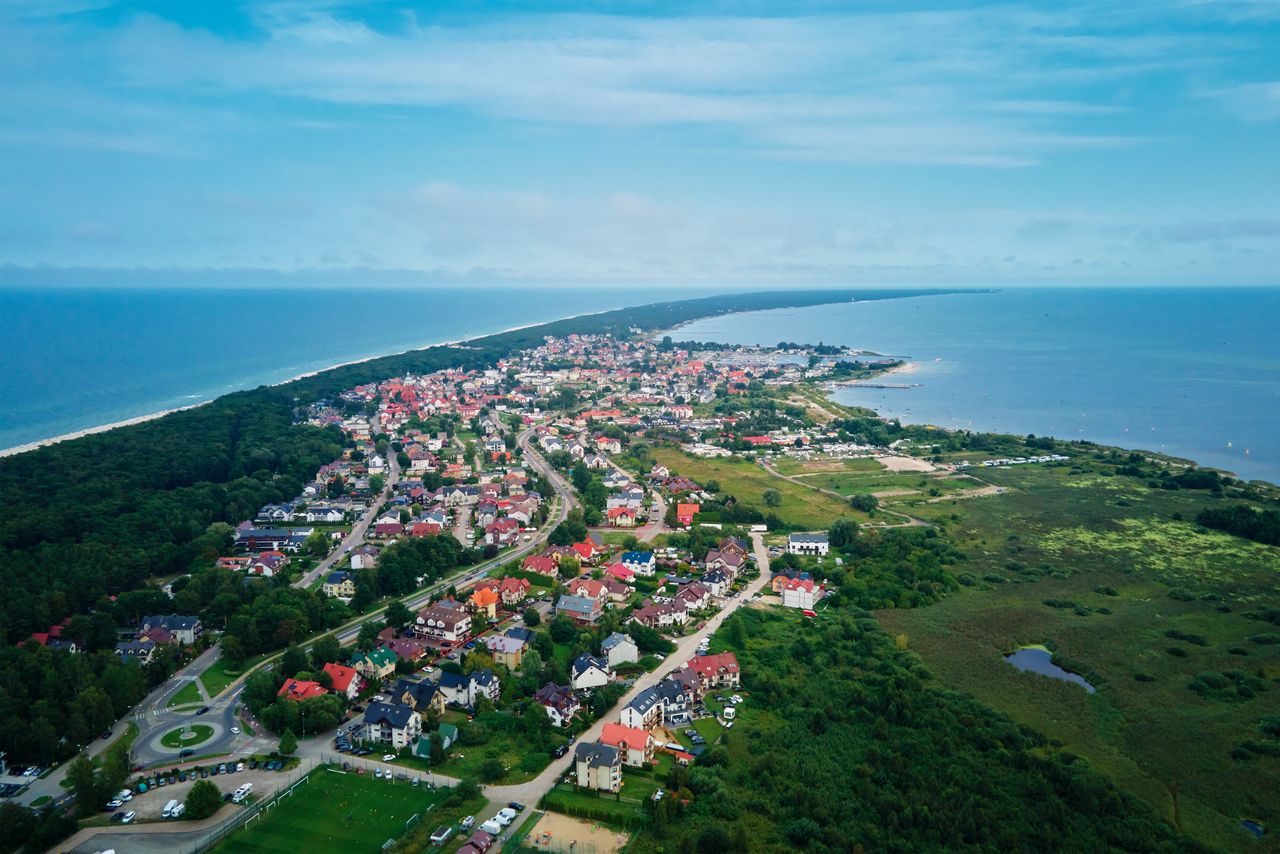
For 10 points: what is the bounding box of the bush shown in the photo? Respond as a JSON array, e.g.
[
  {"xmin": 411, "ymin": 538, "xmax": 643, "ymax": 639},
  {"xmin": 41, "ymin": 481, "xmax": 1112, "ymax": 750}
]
[
  {"xmin": 1134, "ymin": 673, "xmax": 1155, "ymax": 683},
  {"xmin": 1167, "ymin": 588, "xmax": 1195, "ymax": 602},
  {"xmin": 480, "ymin": 758, "xmax": 506, "ymax": 782},
  {"xmin": 1228, "ymin": 646, "xmax": 1249, "ymax": 656},
  {"xmin": 1163, "ymin": 629, "xmax": 1209, "ymax": 647},
  {"xmin": 1248, "ymin": 633, "xmax": 1280, "ymax": 645},
  {"xmin": 1165, "ymin": 647, "xmax": 1188, "ymax": 658},
  {"xmin": 184, "ymin": 780, "xmax": 224, "ymax": 820}
]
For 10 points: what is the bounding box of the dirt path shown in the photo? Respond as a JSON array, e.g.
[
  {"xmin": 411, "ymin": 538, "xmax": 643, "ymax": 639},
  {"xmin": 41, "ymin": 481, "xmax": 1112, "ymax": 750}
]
[{"xmin": 759, "ymin": 461, "xmax": 929, "ymax": 528}]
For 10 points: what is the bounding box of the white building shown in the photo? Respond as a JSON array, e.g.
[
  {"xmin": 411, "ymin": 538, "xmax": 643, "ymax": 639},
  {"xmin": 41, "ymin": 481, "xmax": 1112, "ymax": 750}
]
[{"xmin": 787, "ymin": 532, "xmax": 829, "ymax": 556}]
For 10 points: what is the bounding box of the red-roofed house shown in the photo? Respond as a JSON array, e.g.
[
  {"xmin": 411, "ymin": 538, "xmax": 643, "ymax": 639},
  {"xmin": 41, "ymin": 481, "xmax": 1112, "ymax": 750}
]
[
  {"xmin": 782, "ymin": 577, "xmax": 823, "ymax": 610},
  {"xmin": 603, "ymin": 562, "xmax": 635, "ymax": 584},
  {"xmin": 322, "ymin": 663, "xmax": 361, "ymax": 699},
  {"xmin": 278, "ymin": 678, "xmax": 328, "ymax": 701},
  {"xmin": 478, "ymin": 577, "xmax": 530, "ymax": 606},
  {"xmin": 600, "ymin": 722, "xmax": 656, "ymax": 767},
  {"xmin": 742, "ymin": 435, "xmax": 772, "ymax": 447},
  {"xmin": 687, "ymin": 652, "xmax": 741, "ymax": 691},
  {"xmin": 676, "ymin": 503, "xmax": 700, "ymax": 526},
  {"xmin": 565, "ymin": 577, "xmax": 607, "ymax": 603},
  {"xmin": 606, "ymin": 507, "xmax": 637, "ymax": 527}
]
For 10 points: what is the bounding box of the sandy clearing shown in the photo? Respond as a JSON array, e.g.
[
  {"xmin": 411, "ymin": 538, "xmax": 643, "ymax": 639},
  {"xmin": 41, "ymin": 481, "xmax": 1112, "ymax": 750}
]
[
  {"xmin": 926, "ymin": 484, "xmax": 1007, "ymax": 502},
  {"xmin": 871, "ymin": 488, "xmax": 920, "ymax": 498},
  {"xmin": 523, "ymin": 811, "xmax": 630, "ymax": 854},
  {"xmin": 877, "ymin": 455, "xmax": 936, "ymax": 472}
]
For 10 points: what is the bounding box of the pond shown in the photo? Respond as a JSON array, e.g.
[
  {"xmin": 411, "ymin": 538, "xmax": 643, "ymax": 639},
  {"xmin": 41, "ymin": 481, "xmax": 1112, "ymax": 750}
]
[{"xmin": 1003, "ymin": 645, "xmax": 1096, "ymax": 694}]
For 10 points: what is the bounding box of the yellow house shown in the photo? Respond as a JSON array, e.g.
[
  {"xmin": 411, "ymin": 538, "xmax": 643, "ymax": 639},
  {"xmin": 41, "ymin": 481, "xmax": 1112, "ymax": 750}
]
[
  {"xmin": 482, "ymin": 634, "xmax": 526, "ymax": 670},
  {"xmin": 468, "ymin": 586, "xmax": 500, "ymax": 620},
  {"xmin": 323, "ymin": 571, "xmax": 357, "ymax": 599}
]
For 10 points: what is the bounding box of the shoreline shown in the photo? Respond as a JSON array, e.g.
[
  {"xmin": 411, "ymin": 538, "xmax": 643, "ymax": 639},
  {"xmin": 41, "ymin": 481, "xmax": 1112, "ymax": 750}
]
[{"xmin": 0, "ymin": 314, "xmax": 586, "ymax": 460}]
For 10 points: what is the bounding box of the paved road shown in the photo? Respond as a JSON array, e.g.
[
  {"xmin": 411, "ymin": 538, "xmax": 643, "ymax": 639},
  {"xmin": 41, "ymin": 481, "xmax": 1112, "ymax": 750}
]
[
  {"xmin": 295, "ymin": 453, "xmax": 401, "ymax": 590},
  {"xmin": 473, "ymin": 532, "xmax": 774, "ymax": 830}
]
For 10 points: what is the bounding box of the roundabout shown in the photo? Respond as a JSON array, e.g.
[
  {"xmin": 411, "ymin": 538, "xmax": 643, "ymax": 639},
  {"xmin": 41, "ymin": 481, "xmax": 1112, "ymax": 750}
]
[{"xmin": 157, "ymin": 723, "xmax": 217, "ymax": 751}]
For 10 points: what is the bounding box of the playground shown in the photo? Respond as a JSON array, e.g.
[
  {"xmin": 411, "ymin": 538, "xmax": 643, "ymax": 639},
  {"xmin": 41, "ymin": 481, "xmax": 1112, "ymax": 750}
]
[{"xmin": 521, "ymin": 811, "xmax": 630, "ymax": 854}]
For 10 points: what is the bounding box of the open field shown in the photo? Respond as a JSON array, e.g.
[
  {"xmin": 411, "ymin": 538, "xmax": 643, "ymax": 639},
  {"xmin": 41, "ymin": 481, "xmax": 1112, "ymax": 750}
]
[
  {"xmin": 771, "ymin": 456, "xmax": 883, "ymax": 476},
  {"xmin": 876, "ymin": 462, "xmax": 1280, "ymax": 848},
  {"xmin": 651, "ymin": 448, "xmax": 855, "ymax": 529},
  {"xmin": 215, "ymin": 767, "xmax": 443, "ymax": 854}
]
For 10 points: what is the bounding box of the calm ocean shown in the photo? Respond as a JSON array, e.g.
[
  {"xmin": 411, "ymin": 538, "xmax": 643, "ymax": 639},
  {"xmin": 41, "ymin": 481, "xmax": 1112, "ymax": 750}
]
[
  {"xmin": 0, "ymin": 285, "xmax": 699, "ymax": 451},
  {"xmin": 673, "ymin": 288, "xmax": 1280, "ymax": 484}
]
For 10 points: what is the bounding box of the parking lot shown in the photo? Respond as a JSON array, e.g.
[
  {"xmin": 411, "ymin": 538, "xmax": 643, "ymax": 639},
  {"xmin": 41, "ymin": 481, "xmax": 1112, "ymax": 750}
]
[{"xmin": 102, "ymin": 760, "xmax": 298, "ymax": 822}]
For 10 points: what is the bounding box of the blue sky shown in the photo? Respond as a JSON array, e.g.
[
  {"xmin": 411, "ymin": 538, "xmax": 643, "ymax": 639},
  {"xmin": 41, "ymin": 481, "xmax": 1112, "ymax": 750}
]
[{"xmin": 1, "ymin": 0, "xmax": 1278, "ymax": 286}]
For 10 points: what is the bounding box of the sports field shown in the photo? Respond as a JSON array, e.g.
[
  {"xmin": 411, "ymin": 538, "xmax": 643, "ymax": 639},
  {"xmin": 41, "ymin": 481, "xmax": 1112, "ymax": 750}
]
[{"xmin": 215, "ymin": 768, "xmax": 443, "ymax": 853}]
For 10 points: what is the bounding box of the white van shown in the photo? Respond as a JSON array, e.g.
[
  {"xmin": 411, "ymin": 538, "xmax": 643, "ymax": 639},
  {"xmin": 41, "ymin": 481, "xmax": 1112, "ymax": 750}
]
[
  {"xmin": 162, "ymin": 799, "xmax": 179, "ymax": 818},
  {"xmin": 170, "ymin": 803, "xmax": 185, "ymax": 819},
  {"xmin": 233, "ymin": 783, "xmax": 253, "ymax": 803},
  {"xmin": 480, "ymin": 818, "xmax": 503, "ymax": 835}
]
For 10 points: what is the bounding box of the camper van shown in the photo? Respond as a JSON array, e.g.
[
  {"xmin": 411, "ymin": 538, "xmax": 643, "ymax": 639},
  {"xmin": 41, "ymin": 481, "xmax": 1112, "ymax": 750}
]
[
  {"xmin": 162, "ymin": 799, "xmax": 179, "ymax": 818},
  {"xmin": 233, "ymin": 783, "xmax": 253, "ymax": 803}
]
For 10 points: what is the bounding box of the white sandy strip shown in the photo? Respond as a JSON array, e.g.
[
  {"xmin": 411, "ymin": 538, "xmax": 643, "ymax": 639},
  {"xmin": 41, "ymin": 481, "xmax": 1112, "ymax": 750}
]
[{"xmin": 0, "ymin": 310, "xmax": 608, "ymax": 460}]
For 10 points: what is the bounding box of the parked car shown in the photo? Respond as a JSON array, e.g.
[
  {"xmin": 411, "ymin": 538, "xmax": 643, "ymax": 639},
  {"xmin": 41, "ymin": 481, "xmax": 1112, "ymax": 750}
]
[
  {"xmin": 375, "ymin": 769, "xmax": 383, "ymax": 779},
  {"xmin": 196, "ymin": 706, "xmax": 210, "ymax": 715},
  {"xmin": 110, "ymin": 811, "xmax": 125, "ymax": 823},
  {"xmin": 179, "ymin": 749, "xmax": 195, "ymax": 758},
  {"xmin": 121, "ymin": 811, "xmax": 136, "ymax": 824},
  {"xmin": 105, "ymin": 799, "xmax": 123, "ymax": 810},
  {"xmin": 552, "ymin": 744, "xmax": 568, "ymax": 758},
  {"xmin": 460, "ymin": 816, "xmax": 475, "ymax": 832},
  {"xmin": 508, "ymin": 801, "xmax": 526, "ymax": 812},
  {"xmin": 231, "ymin": 727, "xmax": 240, "ymax": 734},
  {"xmin": 496, "ymin": 807, "xmax": 517, "ymax": 826},
  {"xmin": 382, "ymin": 754, "xmax": 396, "ymax": 762}
]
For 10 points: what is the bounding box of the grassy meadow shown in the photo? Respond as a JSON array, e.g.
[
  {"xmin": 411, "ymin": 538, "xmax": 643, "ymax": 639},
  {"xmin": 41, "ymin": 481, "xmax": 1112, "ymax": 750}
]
[{"xmin": 876, "ymin": 461, "xmax": 1280, "ymax": 848}]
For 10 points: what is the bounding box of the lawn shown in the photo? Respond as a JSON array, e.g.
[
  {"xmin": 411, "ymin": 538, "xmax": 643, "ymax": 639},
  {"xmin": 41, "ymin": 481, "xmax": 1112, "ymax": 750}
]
[
  {"xmin": 200, "ymin": 653, "xmax": 271, "ymax": 699},
  {"xmin": 875, "ymin": 462, "xmax": 1280, "ymax": 849},
  {"xmin": 215, "ymin": 766, "xmax": 445, "ymax": 854},
  {"xmin": 160, "ymin": 724, "xmax": 214, "ymax": 749},
  {"xmin": 167, "ymin": 680, "xmax": 203, "ymax": 707},
  {"xmin": 651, "ymin": 448, "xmax": 853, "ymax": 530}
]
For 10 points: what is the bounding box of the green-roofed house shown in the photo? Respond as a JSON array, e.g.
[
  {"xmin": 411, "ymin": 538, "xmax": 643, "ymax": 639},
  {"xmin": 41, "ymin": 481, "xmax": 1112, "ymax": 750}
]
[
  {"xmin": 350, "ymin": 646, "xmax": 398, "ymax": 680},
  {"xmin": 412, "ymin": 723, "xmax": 459, "ymax": 761}
]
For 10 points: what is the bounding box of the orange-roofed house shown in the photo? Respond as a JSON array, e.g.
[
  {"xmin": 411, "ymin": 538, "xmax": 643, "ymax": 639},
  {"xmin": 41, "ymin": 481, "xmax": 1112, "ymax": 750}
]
[
  {"xmin": 322, "ymin": 662, "xmax": 362, "ymax": 699},
  {"xmin": 277, "ymin": 678, "xmax": 328, "ymax": 701},
  {"xmin": 676, "ymin": 503, "xmax": 700, "ymax": 526},
  {"xmin": 600, "ymin": 722, "xmax": 655, "ymax": 767},
  {"xmin": 468, "ymin": 586, "xmax": 500, "ymax": 620},
  {"xmin": 781, "ymin": 577, "xmax": 823, "ymax": 610}
]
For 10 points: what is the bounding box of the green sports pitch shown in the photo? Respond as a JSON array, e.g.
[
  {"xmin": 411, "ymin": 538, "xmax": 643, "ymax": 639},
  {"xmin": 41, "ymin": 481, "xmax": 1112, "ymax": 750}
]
[{"xmin": 215, "ymin": 767, "xmax": 443, "ymax": 853}]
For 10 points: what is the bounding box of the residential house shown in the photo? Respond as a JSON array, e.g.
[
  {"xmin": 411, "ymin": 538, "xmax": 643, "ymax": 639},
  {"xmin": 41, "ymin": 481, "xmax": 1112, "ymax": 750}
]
[
  {"xmin": 277, "ymin": 678, "xmax": 328, "ymax": 701},
  {"xmin": 383, "ymin": 637, "xmax": 427, "ymax": 664},
  {"xmin": 414, "ymin": 601, "xmax": 472, "ymax": 644},
  {"xmin": 675, "ymin": 582, "xmax": 712, "ymax": 613},
  {"xmin": 322, "ymin": 663, "xmax": 362, "ymax": 699},
  {"xmin": 438, "ymin": 669, "xmax": 500, "ymax": 708},
  {"xmin": 373, "ymin": 516, "xmax": 404, "ymax": 538},
  {"xmin": 602, "ymin": 579, "xmax": 630, "ymax": 605},
  {"xmin": 114, "ymin": 639, "xmax": 156, "ymax": 664},
  {"xmin": 630, "ymin": 602, "xmax": 688, "ymax": 630},
  {"xmin": 604, "ymin": 562, "xmax": 636, "ymax": 584},
  {"xmin": 704, "ymin": 548, "xmax": 746, "ymax": 579},
  {"xmin": 620, "ymin": 551, "xmax": 657, "ymax": 577},
  {"xmin": 533, "ymin": 683, "xmax": 580, "ymax": 728},
  {"xmin": 700, "ymin": 569, "xmax": 730, "ymax": 598},
  {"xmin": 350, "ymin": 646, "xmax": 398, "ymax": 681},
  {"xmin": 571, "ymin": 654, "xmax": 612, "ymax": 691},
  {"xmin": 600, "ymin": 723, "xmax": 655, "ymax": 768},
  {"xmin": 361, "ymin": 701, "xmax": 422, "ymax": 749},
  {"xmin": 687, "ymin": 652, "xmax": 741, "ymax": 691},
  {"xmin": 390, "ymin": 678, "xmax": 446, "ymax": 716},
  {"xmin": 467, "ymin": 586, "xmax": 500, "ymax": 620},
  {"xmin": 564, "ymin": 578, "xmax": 607, "ymax": 603},
  {"xmin": 485, "ymin": 518, "xmax": 521, "ymax": 547},
  {"xmin": 573, "ymin": 742, "xmax": 621, "ymax": 793},
  {"xmin": 787, "ymin": 532, "xmax": 830, "ymax": 556},
  {"xmin": 140, "ymin": 615, "xmax": 202, "ymax": 645},
  {"xmin": 350, "ymin": 545, "xmax": 380, "ymax": 570},
  {"xmin": 555, "ymin": 594, "xmax": 603, "ymax": 626},
  {"xmin": 600, "ymin": 632, "xmax": 639, "ymax": 667},
  {"xmin": 323, "ymin": 570, "xmax": 356, "ymax": 599},
  {"xmin": 482, "ymin": 634, "xmax": 526, "ymax": 670},
  {"xmin": 521, "ymin": 555, "xmax": 558, "ymax": 578},
  {"xmin": 675, "ymin": 503, "xmax": 700, "ymax": 526},
  {"xmin": 606, "ymin": 507, "xmax": 637, "ymax": 527},
  {"xmin": 782, "ymin": 577, "xmax": 824, "ymax": 610}
]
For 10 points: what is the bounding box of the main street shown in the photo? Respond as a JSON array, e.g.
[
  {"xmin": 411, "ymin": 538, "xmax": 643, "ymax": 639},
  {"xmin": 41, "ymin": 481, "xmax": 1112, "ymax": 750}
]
[{"xmin": 294, "ymin": 451, "xmax": 402, "ymax": 590}]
